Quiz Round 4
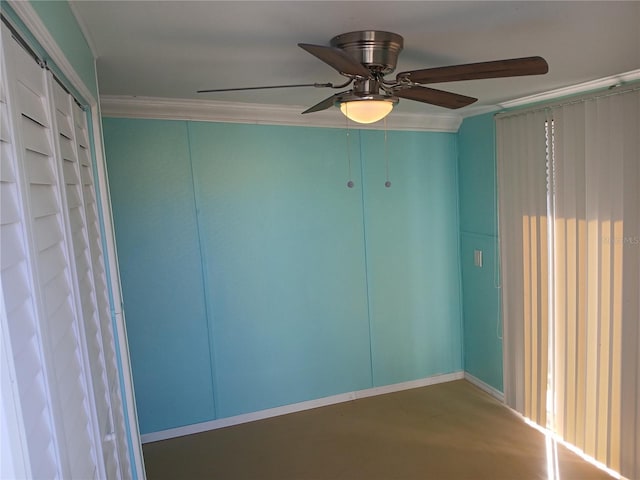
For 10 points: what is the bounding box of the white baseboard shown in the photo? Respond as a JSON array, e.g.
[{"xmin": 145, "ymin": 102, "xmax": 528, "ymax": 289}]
[
  {"xmin": 141, "ymin": 371, "xmax": 464, "ymax": 444},
  {"xmin": 463, "ymin": 372, "xmax": 504, "ymax": 402}
]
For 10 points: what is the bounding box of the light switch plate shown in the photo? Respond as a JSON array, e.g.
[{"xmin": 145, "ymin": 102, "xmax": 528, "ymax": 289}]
[{"xmin": 474, "ymin": 249, "xmax": 483, "ymax": 268}]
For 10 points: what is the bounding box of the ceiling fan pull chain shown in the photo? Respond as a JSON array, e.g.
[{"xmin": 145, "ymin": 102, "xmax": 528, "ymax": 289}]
[
  {"xmin": 346, "ymin": 106, "xmax": 354, "ymax": 188},
  {"xmin": 384, "ymin": 117, "xmax": 391, "ymax": 188}
]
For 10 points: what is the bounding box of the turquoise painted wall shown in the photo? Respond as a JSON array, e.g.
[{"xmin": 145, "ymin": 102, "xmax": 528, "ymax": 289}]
[
  {"xmin": 103, "ymin": 118, "xmax": 463, "ymax": 434},
  {"xmin": 457, "ymin": 113, "xmax": 503, "ymax": 391},
  {"xmin": 360, "ymin": 131, "xmax": 462, "ymax": 386},
  {"xmin": 188, "ymin": 122, "xmax": 372, "ymax": 418},
  {"xmin": 103, "ymin": 120, "xmax": 215, "ymax": 432}
]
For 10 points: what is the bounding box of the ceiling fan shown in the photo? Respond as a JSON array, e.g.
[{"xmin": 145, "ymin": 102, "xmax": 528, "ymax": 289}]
[{"xmin": 198, "ymin": 30, "xmax": 549, "ymax": 124}]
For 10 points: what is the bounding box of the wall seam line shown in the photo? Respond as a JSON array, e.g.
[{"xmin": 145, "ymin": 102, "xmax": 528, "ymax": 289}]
[
  {"xmin": 454, "ymin": 134, "xmax": 466, "ymax": 372},
  {"xmin": 186, "ymin": 120, "xmax": 220, "ymax": 419},
  {"xmin": 358, "ymin": 130, "xmax": 375, "ymax": 388}
]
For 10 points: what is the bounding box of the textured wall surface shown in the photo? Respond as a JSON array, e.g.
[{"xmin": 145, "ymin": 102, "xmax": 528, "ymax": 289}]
[
  {"xmin": 458, "ymin": 113, "xmax": 503, "ymax": 391},
  {"xmin": 104, "ymin": 118, "xmax": 463, "ymax": 434}
]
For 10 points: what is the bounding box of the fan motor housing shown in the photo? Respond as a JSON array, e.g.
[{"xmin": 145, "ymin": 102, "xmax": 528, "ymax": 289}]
[{"xmin": 330, "ymin": 30, "xmax": 404, "ymax": 75}]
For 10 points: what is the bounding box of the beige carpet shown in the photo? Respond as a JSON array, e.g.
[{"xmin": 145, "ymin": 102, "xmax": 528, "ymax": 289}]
[{"xmin": 142, "ymin": 380, "xmax": 612, "ymax": 479}]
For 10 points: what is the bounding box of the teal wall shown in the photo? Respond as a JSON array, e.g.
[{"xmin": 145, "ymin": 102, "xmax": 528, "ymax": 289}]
[
  {"xmin": 457, "ymin": 113, "xmax": 503, "ymax": 391},
  {"xmin": 103, "ymin": 120, "xmax": 216, "ymax": 431},
  {"xmin": 360, "ymin": 131, "xmax": 462, "ymax": 385},
  {"xmin": 103, "ymin": 118, "xmax": 463, "ymax": 434}
]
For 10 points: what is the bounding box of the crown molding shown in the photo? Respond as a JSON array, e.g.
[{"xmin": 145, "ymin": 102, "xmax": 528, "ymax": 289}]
[
  {"xmin": 459, "ymin": 104, "xmax": 502, "ymax": 119},
  {"xmin": 499, "ymin": 69, "xmax": 640, "ymax": 109},
  {"xmin": 100, "ymin": 95, "xmax": 463, "ymax": 132}
]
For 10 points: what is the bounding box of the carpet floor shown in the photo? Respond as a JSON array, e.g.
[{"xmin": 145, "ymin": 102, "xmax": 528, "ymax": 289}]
[{"xmin": 142, "ymin": 380, "xmax": 612, "ymax": 479}]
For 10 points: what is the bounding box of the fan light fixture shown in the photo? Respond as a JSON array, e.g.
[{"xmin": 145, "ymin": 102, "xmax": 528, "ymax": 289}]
[
  {"xmin": 338, "ymin": 95, "xmax": 399, "ymax": 124},
  {"xmin": 340, "ymin": 100, "xmax": 394, "ymax": 124}
]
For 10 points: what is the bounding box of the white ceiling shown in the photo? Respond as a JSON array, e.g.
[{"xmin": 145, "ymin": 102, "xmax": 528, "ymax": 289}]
[{"xmin": 71, "ymin": 1, "xmax": 640, "ymax": 117}]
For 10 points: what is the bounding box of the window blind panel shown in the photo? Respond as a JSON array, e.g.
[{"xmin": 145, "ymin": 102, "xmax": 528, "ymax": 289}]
[
  {"xmin": 56, "ymin": 108, "xmax": 72, "ymax": 137},
  {"xmin": 62, "ymin": 158, "xmax": 80, "ymax": 185},
  {"xmin": 551, "ymin": 100, "xmax": 596, "ymax": 456},
  {"xmin": 10, "ymin": 47, "xmax": 46, "ymax": 117},
  {"xmin": 0, "ymin": 145, "xmax": 14, "ymax": 181},
  {"xmin": 497, "ymin": 110, "xmax": 550, "ymax": 424},
  {"xmin": 4, "ymin": 300, "xmax": 36, "ymax": 353},
  {"xmin": 67, "ymin": 190, "xmax": 83, "ymax": 217},
  {"xmin": 618, "ymin": 89, "xmax": 639, "ymax": 480},
  {"xmin": 3, "ymin": 25, "xmax": 138, "ymax": 480},
  {"xmin": 606, "ymin": 159, "xmax": 623, "ymax": 471},
  {"xmin": 59, "ymin": 137, "xmax": 76, "ymax": 163},
  {"xmin": 28, "ymin": 183, "xmax": 59, "ymax": 219},
  {"xmin": 0, "ymin": 185, "xmax": 20, "ymax": 226},
  {"xmin": 16, "ymin": 80, "xmax": 48, "ymax": 128},
  {"xmin": 2, "ymin": 263, "xmax": 30, "ymax": 315},
  {"xmin": 69, "ymin": 214, "xmax": 86, "ymax": 248},
  {"xmin": 596, "ymin": 95, "xmax": 621, "ymax": 466},
  {"xmin": 12, "ymin": 336, "xmax": 42, "ymax": 391},
  {"xmin": 68, "ymin": 202, "xmax": 85, "ymax": 231},
  {"xmin": 15, "ymin": 57, "xmax": 99, "ymax": 480},
  {"xmin": 33, "ymin": 216, "xmax": 62, "ymax": 254},
  {"xmin": 582, "ymin": 99, "xmax": 600, "ymax": 459},
  {"xmin": 497, "ymin": 117, "xmax": 525, "ymax": 412},
  {"xmin": 26, "ymin": 410, "xmax": 57, "ymax": 476},
  {"xmin": 74, "ymin": 103, "xmax": 132, "ymax": 479},
  {"xmin": 73, "ymin": 237, "xmax": 91, "ymax": 279},
  {"xmin": 0, "ymin": 33, "xmax": 60, "ymax": 480},
  {"xmin": 22, "ymin": 394, "xmax": 51, "ymax": 448},
  {"xmin": 37, "ymin": 243, "xmax": 67, "ymax": 286},
  {"xmin": 42, "ymin": 270, "xmax": 72, "ymax": 316},
  {"xmin": 1, "ymin": 222, "xmax": 25, "ymax": 270},
  {"xmin": 48, "ymin": 302, "xmax": 75, "ymax": 354},
  {"xmin": 25, "ymin": 154, "xmax": 57, "ymax": 186},
  {"xmin": 66, "ymin": 183, "xmax": 83, "ymax": 210},
  {"xmin": 499, "ymin": 86, "xmax": 638, "ymax": 479},
  {"xmin": 20, "ymin": 115, "xmax": 52, "ymax": 155},
  {"xmin": 548, "ymin": 88, "xmax": 639, "ymax": 476},
  {"xmin": 74, "ymin": 108, "xmax": 89, "ymax": 148},
  {"xmin": 53, "ymin": 84, "xmax": 123, "ymax": 480},
  {"xmin": 0, "ymin": 86, "xmax": 10, "ymax": 146}
]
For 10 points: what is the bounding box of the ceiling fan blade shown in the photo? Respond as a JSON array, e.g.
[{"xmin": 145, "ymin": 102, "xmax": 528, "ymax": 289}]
[
  {"xmin": 298, "ymin": 43, "xmax": 371, "ymax": 78},
  {"xmin": 197, "ymin": 83, "xmax": 333, "ymax": 93},
  {"xmin": 397, "ymin": 56, "xmax": 549, "ymax": 84},
  {"xmin": 302, "ymin": 93, "xmax": 343, "ymax": 114},
  {"xmin": 394, "ymin": 85, "xmax": 477, "ymax": 109}
]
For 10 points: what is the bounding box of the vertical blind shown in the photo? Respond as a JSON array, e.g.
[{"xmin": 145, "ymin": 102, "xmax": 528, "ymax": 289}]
[
  {"xmin": 497, "ymin": 110, "xmax": 550, "ymax": 427},
  {"xmin": 497, "ymin": 86, "xmax": 640, "ymax": 479}
]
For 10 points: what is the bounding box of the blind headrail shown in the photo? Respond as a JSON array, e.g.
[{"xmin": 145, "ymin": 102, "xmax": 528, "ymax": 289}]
[{"xmin": 495, "ymin": 83, "xmax": 640, "ymax": 119}]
